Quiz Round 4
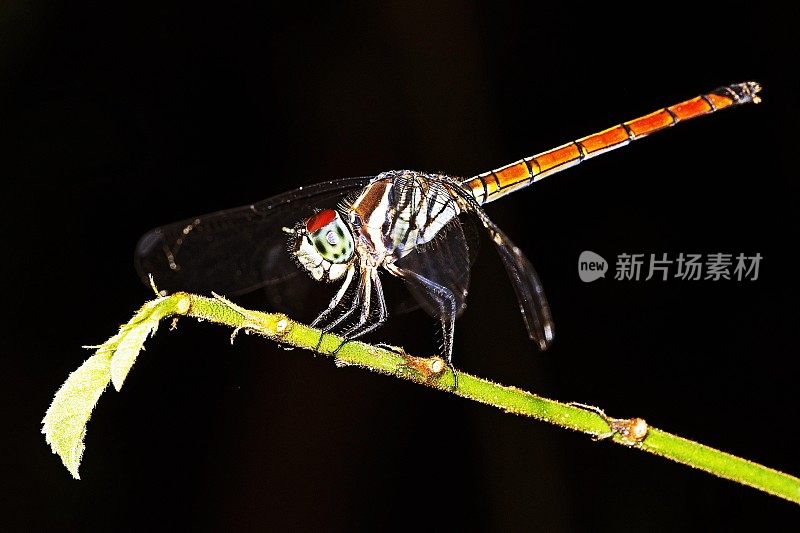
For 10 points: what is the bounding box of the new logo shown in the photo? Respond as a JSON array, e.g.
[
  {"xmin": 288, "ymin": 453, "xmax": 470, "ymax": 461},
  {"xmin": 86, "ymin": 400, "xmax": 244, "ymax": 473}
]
[{"xmin": 578, "ymin": 251, "xmax": 608, "ymax": 282}]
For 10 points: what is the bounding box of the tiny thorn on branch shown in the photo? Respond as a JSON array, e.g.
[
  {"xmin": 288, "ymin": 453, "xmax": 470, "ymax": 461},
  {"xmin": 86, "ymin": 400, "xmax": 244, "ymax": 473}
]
[
  {"xmin": 399, "ymin": 354, "xmax": 447, "ymax": 384},
  {"xmin": 569, "ymin": 402, "xmax": 649, "ymax": 444}
]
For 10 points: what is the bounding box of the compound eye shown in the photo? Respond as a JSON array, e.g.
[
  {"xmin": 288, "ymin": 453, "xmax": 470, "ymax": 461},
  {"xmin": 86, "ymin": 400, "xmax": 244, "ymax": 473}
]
[
  {"xmin": 300, "ymin": 209, "xmax": 355, "ymax": 264},
  {"xmin": 325, "ymin": 230, "xmax": 339, "ymax": 246},
  {"xmin": 305, "ymin": 209, "xmax": 337, "ymax": 233}
]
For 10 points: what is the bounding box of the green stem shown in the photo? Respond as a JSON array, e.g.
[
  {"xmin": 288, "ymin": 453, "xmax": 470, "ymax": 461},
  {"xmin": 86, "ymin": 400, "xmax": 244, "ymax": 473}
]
[
  {"xmin": 42, "ymin": 292, "xmax": 800, "ymax": 504},
  {"xmin": 189, "ymin": 293, "xmax": 800, "ymax": 504}
]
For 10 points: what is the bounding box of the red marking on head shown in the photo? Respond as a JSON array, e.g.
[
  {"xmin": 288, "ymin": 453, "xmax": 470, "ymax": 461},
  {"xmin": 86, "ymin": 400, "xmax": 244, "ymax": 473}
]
[{"xmin": 305, "ymin": 209, "xmax": 337, "ymax": 233}]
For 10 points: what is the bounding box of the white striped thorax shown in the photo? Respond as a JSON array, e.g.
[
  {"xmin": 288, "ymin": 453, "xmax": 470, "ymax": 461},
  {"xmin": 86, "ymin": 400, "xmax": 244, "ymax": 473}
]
[
  {"xmin": 290, "ymin": 209, "xmax": 355, "ymax": 282},
  {"xmin": 349, "ymin": 171, "xmax": 462, "ymax": 261}
]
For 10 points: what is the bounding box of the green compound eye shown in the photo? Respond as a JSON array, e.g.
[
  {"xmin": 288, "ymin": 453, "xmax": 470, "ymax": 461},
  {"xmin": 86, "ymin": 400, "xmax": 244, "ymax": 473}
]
[{"xmin": 305, "ymin": 209, "xmax": 354, "ymax": 264}]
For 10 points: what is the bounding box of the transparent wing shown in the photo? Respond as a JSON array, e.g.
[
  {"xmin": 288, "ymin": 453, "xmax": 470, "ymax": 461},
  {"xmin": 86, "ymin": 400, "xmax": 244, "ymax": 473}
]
[
  {"xmin": 393, "ymin": 218, "xmax": 471, "ymax": 319},
  {"xmin": 390, "ymin": 216, "xmax": 479, "ymax": 317},
  {"xmin": 439, "ymin": 176, "xmax": 555, "ymax": 350},
  {"xmin": 487, "ymin": 225, "xmax": 554, "ymax": 350},
  {"xmin": 134, "ymin": 177, "xmax": 370, "ymax": 296}
]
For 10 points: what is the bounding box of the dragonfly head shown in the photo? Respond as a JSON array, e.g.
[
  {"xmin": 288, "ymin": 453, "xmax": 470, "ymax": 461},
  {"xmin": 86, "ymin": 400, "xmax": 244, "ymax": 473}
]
[{"xmin": 289, "ymin": 208, "xmax": 355, "ymax": 281}]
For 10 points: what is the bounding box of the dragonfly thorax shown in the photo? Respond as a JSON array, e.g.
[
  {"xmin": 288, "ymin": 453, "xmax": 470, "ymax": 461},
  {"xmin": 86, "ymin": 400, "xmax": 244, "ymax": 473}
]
[
  {"xmin": 291, "ymin": 209, "xmax": 355, "ymax": 282},
  {"xmin": 349, "ymin": 171, "xmax": 463, "ymax": 262}
]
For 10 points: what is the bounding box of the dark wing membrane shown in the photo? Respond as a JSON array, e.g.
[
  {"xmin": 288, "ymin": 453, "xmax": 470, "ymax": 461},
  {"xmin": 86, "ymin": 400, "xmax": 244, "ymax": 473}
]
[
  {"xmin": 442, "ymin": 177, "xmax": 554, "ymax": 350},
  {"xmin": 489, "ymin": 227, "xmax": 554, "ymax": 350},
  {"xmin": 393, "ymin": 218, "xmax": 471, "ymax": 318},
  {"xmin": 135, "ymin": 177, "xmax": 370, "ymax": 296},
  {"xmin": 391, "ymin": 216, "xmax": 479, "ymax": 316}
]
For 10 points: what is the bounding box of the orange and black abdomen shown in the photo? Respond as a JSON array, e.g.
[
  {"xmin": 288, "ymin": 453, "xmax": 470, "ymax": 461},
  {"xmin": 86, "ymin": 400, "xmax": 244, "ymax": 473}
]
[{"xmin": 461, "ymin": 82, "xmax": 762, "ymax": 205}]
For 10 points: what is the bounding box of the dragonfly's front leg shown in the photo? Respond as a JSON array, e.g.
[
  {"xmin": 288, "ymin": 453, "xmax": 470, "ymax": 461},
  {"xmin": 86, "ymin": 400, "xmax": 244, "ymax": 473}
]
[
  {"xmin": 328, "ymin": 267, "xmax": 389, "ymax": 356},
  {"xmin": 313, "ymin": 266, "xmax": 368, "ymax": 352},
  {"xmin": 336, "ymin": 266, "xmax": 374, "ymax": 338},
  {"xmin": 311, "ymin": 265, "xmax": 356, "ymax": 329},
  {"xmin": 312, "ymin": 266, "xmax": 360, "ymax": 352},
  {"xmin": 339, "ymin": 269, "xmax": 388, "ymax": 339}
]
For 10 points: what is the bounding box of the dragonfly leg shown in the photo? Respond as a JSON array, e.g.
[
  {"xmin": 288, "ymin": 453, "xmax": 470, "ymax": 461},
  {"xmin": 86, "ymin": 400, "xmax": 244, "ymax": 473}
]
[
  {"xmin": 335, "ymin": 268, "xmax": 372, "ymax": 338},
  {"xmin": 323, "ymin": 266, "xmax": 369, "ymax": 333},
  {"xmin": 338, "ymin": 269, "xmax": 388, "ymax": 340},
  {"xmin": 318, "ymin": 266, "xmax": 383, "ymax": 354},
  {"xmin": 385, "ymin": 263, "xmax": 459, "ymax": 389},
  {"xmin": 311, "ymin": 265, "xmax": 358, "ymax": 351},
  {"xmin": 311, "ymin": 265, "xmax": 356, "ymax": 328},
  {"xmin": 331, "ymin": 268, "xmax": 392, "ymax": 356},
  {"xmin": 313, "ymin": 267, "xmax": 365, "ymax": 353}
]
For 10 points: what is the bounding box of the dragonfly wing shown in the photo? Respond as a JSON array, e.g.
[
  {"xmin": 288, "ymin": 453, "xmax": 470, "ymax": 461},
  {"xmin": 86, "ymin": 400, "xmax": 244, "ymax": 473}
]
[
  {"xmin": 440, "ymin": 176, "xmax": 555, "ymax": 350},
  {"xmin": 134, "ymin": 177, "xmax": 370, "ymax": 296},
  {"xmin": 393, "ymin": 218, "xmax": 471, "ymax": 319},
  {"xmin": 390, "ymin": 216, "xmax": 479, "ymax": 317},
  {"xmin": 484, "ymin": 224, "xmax": 554, "ymax": 350}
]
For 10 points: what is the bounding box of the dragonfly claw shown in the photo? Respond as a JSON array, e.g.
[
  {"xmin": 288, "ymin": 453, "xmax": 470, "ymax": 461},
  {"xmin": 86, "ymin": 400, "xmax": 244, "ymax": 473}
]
[
  {"xmin": 448, "ymin": 363, "xmax": 458, "ymax": 390},
  {"xmin": 331, "ymin": 337, "xmax": 350, "ymax": 356}
]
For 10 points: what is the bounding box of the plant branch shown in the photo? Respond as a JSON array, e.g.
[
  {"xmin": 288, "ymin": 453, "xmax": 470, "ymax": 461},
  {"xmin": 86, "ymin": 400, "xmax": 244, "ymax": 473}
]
[{"xmin": 42, "ymin": 292, "xmax": 800, "ymax": 505}]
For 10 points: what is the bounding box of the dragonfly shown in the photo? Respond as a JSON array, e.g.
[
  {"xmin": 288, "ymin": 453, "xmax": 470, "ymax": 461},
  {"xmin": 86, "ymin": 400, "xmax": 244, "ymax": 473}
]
[{"xmin": 135, "ymin": 81, "xmax": 761, "ymax": 377}]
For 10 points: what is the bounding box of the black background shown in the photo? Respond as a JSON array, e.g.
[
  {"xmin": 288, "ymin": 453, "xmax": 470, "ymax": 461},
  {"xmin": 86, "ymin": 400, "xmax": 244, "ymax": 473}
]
[{"xmin": 3, "ymin": 2, "xmax": 799, "ymax": 531}]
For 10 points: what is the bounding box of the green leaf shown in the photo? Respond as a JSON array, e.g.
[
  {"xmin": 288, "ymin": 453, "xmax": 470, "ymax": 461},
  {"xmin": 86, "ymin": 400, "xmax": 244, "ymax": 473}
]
[
  {"xmin": 41, "ymin": 350, "xmax": 113, "ymax": 479},
  {"xmin": 110, "ymin": 318, "xmax": 158, "ymax": 391},
  {"xmin": 41, "ymin": 298, "xmax": 166, "ymax": 478}
]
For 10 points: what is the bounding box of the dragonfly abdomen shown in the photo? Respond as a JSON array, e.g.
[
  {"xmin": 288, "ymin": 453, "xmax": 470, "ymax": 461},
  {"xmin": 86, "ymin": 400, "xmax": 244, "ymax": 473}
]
[{"xmin": 461, "ymin": 81, "xmax": 761, "ymax": 205}]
